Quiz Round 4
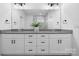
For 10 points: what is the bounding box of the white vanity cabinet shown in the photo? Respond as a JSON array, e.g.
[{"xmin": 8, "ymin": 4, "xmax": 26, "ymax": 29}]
[
  {"xmin": 1, "ymin": 33, "xmax": 72, "ymax": 55},
  {"xmin": 1, "ymin": 34, "xmax": 24, "ymax": 55},
  {"xmin": 49, "ymin": 34, "xmax": 72, "ymax": 55}
]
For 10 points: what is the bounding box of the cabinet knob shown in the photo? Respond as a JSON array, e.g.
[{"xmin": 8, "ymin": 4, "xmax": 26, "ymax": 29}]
[{"xmin": 41, "ymin": 49, "xmax": 45, "ymax": 51}]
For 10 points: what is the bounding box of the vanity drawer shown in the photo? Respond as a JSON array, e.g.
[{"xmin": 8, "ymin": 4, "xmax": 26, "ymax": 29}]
[
  {"xmin": 25, "ymin": 47, "xmax": 36, "ymax": 55},
  {"xmin": 2, "ymin": 34, "xmax": 24, "ymax": 39},
  {"xmin": 37, "ymin": 34, "xmax": 48, "ymax": 39},
  {"xmin": 25, "ymin": 39, "xmax": 36, "ymax": 46},
  {"xmin": 37, "ymin": 46, "xmax": 48, "ymax": 54},
  {"xmin": 25, "ymin": 34, "xmax": 36, "ymax": 39},
  {"xmin": 37, "ymin": 39, "xmax": 49, "ymax": 46},
  {"xmin": 49, "ymin": 34, "xmax": 72, "ymax": 39}
]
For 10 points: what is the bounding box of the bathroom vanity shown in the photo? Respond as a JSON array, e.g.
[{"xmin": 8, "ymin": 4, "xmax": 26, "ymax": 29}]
[{"xmin": 0, "ymin": 29, "xmax": 73, "ymax": 56}]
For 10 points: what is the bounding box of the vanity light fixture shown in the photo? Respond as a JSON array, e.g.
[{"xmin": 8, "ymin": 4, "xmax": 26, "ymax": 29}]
[
  {"xmin": 48, "ymin": 3, "xmax": 59, "ymax": 7},
  {"xmin": 14, "ymin": 3, "xmax": 26, "ymax": 6}
]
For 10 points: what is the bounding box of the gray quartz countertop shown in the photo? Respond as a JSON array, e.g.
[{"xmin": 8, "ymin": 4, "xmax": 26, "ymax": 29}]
[{"xmin": 0, "ymin": 29, "xmax": 73, "ymax": 34}]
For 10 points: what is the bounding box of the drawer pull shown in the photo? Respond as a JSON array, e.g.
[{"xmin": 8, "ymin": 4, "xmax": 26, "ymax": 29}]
[
  {"xmin": 28, "ymin": 49, "xmax": 33, "ymax": 51},
  {"xmin": 58, "ymin": 40, "xmax": 59, "ymax": 44},
  {"xmin": 60, "ymin": 40, "xmax": 62, "ymax": 44},
  {"xmin": 11, "ymin": 40, "xmax": 13, "ymax": 44},
  {"xmin": 41, "ymin": 49, "xmax": 45, "ymax": 51},
  {"xmin": 28, "ymin": 42, "xmax": 32, "ymax": 43},
  {"xmin": 41, "ymin": 42, "xmax": 45, "ymax": 43},
  {"xmin": 41, "ymin": 35, "xmax": 45, "ymax": 37},
  {"xmin": 14, "ymin": 40, "xmax": 16, "ymax": 44},
  {"xmin": 29, "ymin": 35, "xmax": 32, "ymax": 37}
]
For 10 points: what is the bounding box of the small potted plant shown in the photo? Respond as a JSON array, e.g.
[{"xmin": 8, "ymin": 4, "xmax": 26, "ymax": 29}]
[{"xmin": 32, "ymin": 21, "xmax": 40, "ymax": 32}]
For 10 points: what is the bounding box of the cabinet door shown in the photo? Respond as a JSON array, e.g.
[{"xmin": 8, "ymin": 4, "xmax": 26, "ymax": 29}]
[
  {"xmin": 50, "ymin": 38, "xmax": 60, "ymax": 53},
  {"xmin": 14, "ymin": 39, "xmax": 24, "ymax": 55},
  {"xmin": 2, "ymin": 39, "xmax": 24, "ymax": 55},
  {"xmin": 50, "ymin": 37, "xmax": 72, "ymax": 54},
  {"xmin": 2, "ymin": 39, "xmax": 15, "ymax": 55},
  {"xmin": 57, "ymin": 37, "xmax": 72, "ymax": 53},
  {"xmin": 0, "ymin": 3, "xmax": 11, "ymax": 30}
]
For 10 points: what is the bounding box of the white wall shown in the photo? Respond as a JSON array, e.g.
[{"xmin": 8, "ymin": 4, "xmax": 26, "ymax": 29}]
[
  {"xmin": 61, "ymin": 3, "xmax": 79, "ymax": 56},
  {"xmin": 0, "ymin": 3, "xmax": 11, "ymax": 30}
]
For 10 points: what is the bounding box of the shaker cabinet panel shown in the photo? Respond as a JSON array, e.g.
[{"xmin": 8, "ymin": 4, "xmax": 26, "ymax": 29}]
[
  {"xmin": 2, "ymin": 39, "xmax": 15, "ymax": 55},
  {"xmin": 49, "ymin": 37, "xmax": 72, "ymax": 53},
  {"xmin": 58, "ymin": 38, "xmax": 72, "ymax": 53},
  {"xmin": 2, "ymin": 38, "xmax": 24, "ymax": 55},
  {"xmin": 14, "ymin": 39, "xmax": 24, "ymax": 55},
  {"xmin": 50, "ymin": 38, "xmax": 59, "ymax": 51}
]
